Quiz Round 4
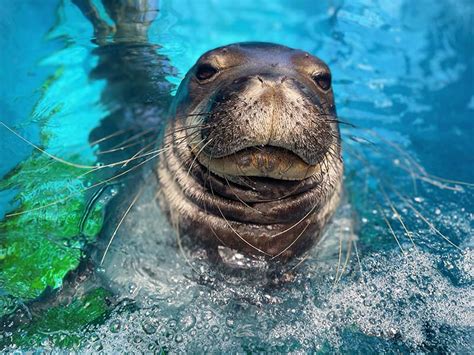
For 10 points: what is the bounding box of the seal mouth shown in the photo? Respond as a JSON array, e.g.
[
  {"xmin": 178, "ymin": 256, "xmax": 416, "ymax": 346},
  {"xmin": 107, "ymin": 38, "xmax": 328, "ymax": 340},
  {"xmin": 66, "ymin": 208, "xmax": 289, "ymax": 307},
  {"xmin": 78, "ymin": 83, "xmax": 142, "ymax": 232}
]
[{"xmin": 193, "ymin": 144, "xmax": 321, "ymax": 181}]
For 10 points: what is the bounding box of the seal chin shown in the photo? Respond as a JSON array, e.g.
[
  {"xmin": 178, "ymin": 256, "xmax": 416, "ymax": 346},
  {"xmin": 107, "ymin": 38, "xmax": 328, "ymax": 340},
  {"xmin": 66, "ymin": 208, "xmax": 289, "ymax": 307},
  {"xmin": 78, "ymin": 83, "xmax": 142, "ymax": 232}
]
[{"xmin": 192, "ymin": 144, "xmax": 322, "ymax": 181}]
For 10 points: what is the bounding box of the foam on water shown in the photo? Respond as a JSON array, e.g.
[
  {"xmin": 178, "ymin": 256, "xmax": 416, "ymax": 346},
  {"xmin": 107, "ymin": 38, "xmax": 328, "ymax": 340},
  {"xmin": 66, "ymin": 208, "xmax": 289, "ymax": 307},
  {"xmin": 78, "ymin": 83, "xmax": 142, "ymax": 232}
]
[{"xmin": 70, "ymin": 178, "xmax": 473, "ymax": 353}]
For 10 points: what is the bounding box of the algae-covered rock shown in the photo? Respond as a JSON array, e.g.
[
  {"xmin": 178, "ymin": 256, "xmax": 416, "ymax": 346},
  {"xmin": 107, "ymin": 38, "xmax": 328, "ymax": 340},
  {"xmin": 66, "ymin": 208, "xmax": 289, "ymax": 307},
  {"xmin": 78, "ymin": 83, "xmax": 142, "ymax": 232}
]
[
  {"xmin": 1, "ymin": 288, "xmax": 111, "ymax": 350},
  {"xmin": 0, "ymin": 62, "xmax": 105, "ymax": 302}
]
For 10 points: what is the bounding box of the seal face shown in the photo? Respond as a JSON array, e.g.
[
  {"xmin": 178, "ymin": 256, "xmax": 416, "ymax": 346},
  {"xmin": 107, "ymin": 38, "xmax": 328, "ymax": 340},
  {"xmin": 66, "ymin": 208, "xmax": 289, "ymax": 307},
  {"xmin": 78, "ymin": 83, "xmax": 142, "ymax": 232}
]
[{"xmin": 157, "ymin": 42, "xmax": 343, "ymax": 261}]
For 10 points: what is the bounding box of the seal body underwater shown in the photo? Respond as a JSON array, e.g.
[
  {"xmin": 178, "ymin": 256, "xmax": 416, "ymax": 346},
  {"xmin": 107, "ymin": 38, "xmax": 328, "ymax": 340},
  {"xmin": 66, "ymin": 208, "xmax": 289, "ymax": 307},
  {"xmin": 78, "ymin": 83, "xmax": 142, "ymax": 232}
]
[
  {"xmin": 89, "ymin": 42, "xmax": 345, "ymax": 297},
  {"xmin": 156, "ymin": 42, "xmax": 343, "ymax": 262},
  {"xmin": 74, "ymin": 1, "xmax": 343, "ymax": 271}
]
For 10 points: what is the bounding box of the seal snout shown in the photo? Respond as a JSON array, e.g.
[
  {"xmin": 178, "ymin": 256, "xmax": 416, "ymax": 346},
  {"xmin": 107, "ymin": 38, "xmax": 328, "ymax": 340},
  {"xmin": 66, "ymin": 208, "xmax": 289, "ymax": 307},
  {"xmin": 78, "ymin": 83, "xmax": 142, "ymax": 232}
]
[{"xmin": 195, "ymin": 70, "xmax": 334, "ymax": 181}]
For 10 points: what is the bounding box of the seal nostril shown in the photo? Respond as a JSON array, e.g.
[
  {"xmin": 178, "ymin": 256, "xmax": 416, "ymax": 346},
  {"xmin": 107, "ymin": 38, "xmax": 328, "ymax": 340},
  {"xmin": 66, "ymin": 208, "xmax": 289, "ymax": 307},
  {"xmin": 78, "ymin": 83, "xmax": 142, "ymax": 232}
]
[
  {"xmin": 280, "ymin": 76, "xmax": 288, "ymax": 83},
  {"xmin": 257, "ymin": 76, "xmax": 264, "ymax": 84}
]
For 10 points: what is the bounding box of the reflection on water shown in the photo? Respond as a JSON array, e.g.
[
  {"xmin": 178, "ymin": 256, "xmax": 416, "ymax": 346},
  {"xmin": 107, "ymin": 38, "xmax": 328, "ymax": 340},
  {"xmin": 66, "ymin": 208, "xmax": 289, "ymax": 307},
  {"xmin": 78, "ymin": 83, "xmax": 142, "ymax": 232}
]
[{"xmin": 0, "ymin": 0, "xmax": 473, "ymax": 352}]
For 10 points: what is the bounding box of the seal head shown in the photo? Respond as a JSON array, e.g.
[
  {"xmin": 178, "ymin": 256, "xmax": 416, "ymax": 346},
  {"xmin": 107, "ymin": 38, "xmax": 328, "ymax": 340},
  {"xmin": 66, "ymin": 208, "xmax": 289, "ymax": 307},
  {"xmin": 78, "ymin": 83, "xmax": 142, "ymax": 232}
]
[{"xmin": 158, "ymin": 42, "xmax": 343, "ymax": 261}]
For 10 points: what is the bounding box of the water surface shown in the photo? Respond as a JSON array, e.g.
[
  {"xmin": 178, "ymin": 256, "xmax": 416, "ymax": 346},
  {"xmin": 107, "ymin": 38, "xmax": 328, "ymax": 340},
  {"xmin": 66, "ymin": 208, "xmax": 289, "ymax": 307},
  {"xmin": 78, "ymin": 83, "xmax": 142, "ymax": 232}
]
[{"xmin": 0, "ymin": 0, "xmax": 472, "ymax": 352}]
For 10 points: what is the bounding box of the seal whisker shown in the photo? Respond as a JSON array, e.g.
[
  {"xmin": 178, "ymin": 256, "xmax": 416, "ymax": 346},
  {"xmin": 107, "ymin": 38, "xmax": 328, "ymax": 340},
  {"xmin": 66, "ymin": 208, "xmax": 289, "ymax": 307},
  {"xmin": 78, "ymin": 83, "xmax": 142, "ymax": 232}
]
[
  {"xmin": 392, "ymin": 188, "xmax": 463, "ymax": 252},
  {"xmin": 1, "ymin": 119, "xmax": 206, "ymax": 176},
  {"xmin": 379, "ymin": 184, "xmax": 417, "ymax": 249},
  {"xmin": 344, "ymin": 124, "xmax": 473, "ymax": 188},
  {"xmin": 289, "ymin": 253, "xmax": 310, "ymax": 272},
  {"xmin": 96, "ymin": 139, "xmax": 153, "ymax": 155},
  {"xmin": 61, "ymin": 131, "xmax": 199, "ymax": 201},
  {"xmin": 394, "ymin": 163, "xmax": 466, "ymax": 191},
  {"xmin": 121, "ymin": 140, "xmax": 157, "ymax": 168},
  {"xmin": 223, "ymin": 176, "xmax": 264, "ymax": 214},
  {"xmin": 312, "ymin": 113, "xmax": 357, "ymax": 128},
  {"xmin": 377, "ymin": 202, "xmax": 406, "ymax": 256},
  {"xmin": 344, "ymin": 145, "xmax": 410, "ymax": 255},
  {"xmin": 106, "ymin": 127, "xmax": 156, "ymax": 150},
  {"xmin": 352, "ymin": 238, "xmax": 365, "ymax": 280},
  {"xmin": 5, "ymin": 151, "xmax": 156, "ymax": 217},
  {"xmin": 171, "ymin": 209, "xmax": 202, "ymax": 276},
  {"xmin": 88, "ymin": 128, "xmax": 132, "ymax": 146},
  {"xmin": 95, "ymin": 128, "xmax": 158, "ymax": 155},
  {"xmin": 271, "ymin": 218, "xmax": 311, "ymax": 260},
  {"xmin": 335, "ymin": 229, "xmax": 354, "ymax": 284},
  {"xmin": 345, "ymin": 143, "xmax": 463, "ymax": 253},
  {"xmin": 4, "ymin": 134, "xmax": 198, "ymax": 217},
  {"xmin": 186, "ymin": 139, "xmax": 214, "ymax": 178},
  {"xmin": 61, "ymin": 127, "xmax": 134, "ymax": 155},
  {"xmin": 0, "ymin": 120, "xmax": 98, "ymax": 169},
  {"xmin": 208, "ymin": 168, "xmax": 272, "ymax": 257},
  {"xmin": 333, "ymin": 235, "xmax": 343, "ymax": 286},
  {"xmin": 100, "ymin": 185, "xmax": 144, "ymax": 265}
]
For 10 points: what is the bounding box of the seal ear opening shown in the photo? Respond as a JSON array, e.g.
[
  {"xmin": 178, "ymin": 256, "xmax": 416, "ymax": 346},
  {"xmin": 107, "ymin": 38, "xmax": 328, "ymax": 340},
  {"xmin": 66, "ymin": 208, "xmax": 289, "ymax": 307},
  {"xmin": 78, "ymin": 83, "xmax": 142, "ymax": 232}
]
[{"xmin": 196, "ymin": 63, "xmax": 219, "ymax": 81}]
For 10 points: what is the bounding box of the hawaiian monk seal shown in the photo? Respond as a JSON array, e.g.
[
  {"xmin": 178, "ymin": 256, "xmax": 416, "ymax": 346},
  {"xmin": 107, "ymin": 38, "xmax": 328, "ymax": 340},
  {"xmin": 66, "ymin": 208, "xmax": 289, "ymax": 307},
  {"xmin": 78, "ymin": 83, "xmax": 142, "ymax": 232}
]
[{"xmin": 157, "ymin": 42, "xmax": 343, "ymax": 261}]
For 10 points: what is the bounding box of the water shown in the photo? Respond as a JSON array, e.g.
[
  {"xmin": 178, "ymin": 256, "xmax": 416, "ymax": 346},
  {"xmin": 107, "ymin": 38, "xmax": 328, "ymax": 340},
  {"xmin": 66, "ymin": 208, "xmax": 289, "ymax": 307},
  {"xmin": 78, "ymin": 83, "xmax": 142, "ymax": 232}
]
[{"xmin": 1, "ymin": 0, "xmax": 473, "ymax": 352}]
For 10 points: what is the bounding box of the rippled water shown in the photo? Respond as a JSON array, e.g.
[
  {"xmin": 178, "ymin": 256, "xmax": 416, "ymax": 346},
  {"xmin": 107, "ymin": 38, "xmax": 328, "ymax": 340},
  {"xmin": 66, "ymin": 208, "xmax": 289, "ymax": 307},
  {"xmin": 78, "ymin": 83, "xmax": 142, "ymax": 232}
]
[{"xmin": 1, "ymin": 0, "xmax": 473, "ymax": 352}]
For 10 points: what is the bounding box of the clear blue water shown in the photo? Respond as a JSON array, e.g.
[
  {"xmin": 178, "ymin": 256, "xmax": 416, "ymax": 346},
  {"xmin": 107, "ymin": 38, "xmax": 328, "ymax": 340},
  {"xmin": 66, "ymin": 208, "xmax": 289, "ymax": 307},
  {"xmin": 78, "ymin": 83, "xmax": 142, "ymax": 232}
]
[{"xmin": 1, "ymin": 0, "xmax": 473, "ymax": 352}]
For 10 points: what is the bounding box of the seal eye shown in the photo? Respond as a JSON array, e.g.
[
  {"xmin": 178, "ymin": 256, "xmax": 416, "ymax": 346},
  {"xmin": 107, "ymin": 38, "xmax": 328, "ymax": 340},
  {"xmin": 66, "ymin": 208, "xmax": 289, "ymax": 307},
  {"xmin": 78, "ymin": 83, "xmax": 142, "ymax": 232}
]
[
  {"xmin": 196, "ymin": 63, "xmax": 218, "ymax": 81},
  {"xmin": 313, "ymin": 72, "xmax": 331, "ymax": 91}
]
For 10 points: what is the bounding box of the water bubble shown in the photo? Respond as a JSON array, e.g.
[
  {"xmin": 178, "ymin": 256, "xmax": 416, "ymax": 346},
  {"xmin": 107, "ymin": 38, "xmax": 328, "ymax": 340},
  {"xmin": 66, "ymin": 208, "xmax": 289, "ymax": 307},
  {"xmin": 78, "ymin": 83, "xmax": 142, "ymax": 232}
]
[
  {"xmin": 180, "ymin": 314, "xmax": 196, "ymax": 331},
  {"xmin": 163, "ymin": 328, "xmax": 175, "ymax": 340},
  {"xmin": 226, "ymin": 318, "xmax": 235, "ymax": 328},
  {"xmin": 211, "ymin": 325, "xmax": 220, "ymax": 334},
  {"xmin": 142, "ymin": 321, "xmax": 157, "ymax": 335},
  {"xmin": 128, "ymin": 283, "xmax": 138, "ymax": 295},
  {"xmin": 109, "ymin": 320, "xmax": 121, "ymax": 333},
  {"xmin": 202, "ymin": 309, "xmax": 214, "ymax": 321},
  {"xmin": 89, "ymin": 332, "xmax": 100, "ymax": 342},
  {"xmin": 168, "ymin": 319, "xmax": 178, "ymax": 328},
  {"xmin": 326, "ymin": 311, "xmax": 338, "ymax": 322},
  {"xmin": 386, "ymin": 327, "xmax": 397, "ymax": 337}
]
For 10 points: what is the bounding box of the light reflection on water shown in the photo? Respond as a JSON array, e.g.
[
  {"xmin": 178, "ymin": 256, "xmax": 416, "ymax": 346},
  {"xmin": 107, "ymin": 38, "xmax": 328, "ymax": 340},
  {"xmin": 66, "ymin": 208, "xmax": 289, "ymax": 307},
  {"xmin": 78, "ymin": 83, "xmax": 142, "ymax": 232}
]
[{"xmin": 0, "ymin": 0, "xmax": 472, "ymax": 352}]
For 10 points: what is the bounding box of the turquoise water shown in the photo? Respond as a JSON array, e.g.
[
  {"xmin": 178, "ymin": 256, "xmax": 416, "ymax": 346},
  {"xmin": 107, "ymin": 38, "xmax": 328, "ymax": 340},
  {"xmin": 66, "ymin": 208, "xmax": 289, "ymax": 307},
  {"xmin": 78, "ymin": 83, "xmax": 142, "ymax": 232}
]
[{"xmin": 1, "ymin": 0, "xmax": 473, "ymax": 352}]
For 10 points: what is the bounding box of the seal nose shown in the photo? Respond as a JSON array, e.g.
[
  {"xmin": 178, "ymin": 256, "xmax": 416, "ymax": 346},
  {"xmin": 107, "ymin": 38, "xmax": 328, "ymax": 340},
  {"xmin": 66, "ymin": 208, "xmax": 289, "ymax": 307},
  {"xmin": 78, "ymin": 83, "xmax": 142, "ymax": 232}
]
[{"xmin": 254, "ymin": 74, "xmax": 288, "ymax": 87}]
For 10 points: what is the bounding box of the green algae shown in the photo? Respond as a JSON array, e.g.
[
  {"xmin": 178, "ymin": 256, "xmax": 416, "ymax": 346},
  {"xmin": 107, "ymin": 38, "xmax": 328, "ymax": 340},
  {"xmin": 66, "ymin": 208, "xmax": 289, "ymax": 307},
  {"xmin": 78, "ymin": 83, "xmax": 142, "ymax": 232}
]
[
  {"xmin": 0, "ymin": 66, "xmax": 105, "ymax": 302},
  {"xmin": 0, "ymin": 153, "xmax": 105, "ymax": 300},
  {"xmin": 2, "ymin": 288, "xmax": 111, "ymax": 350}
]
